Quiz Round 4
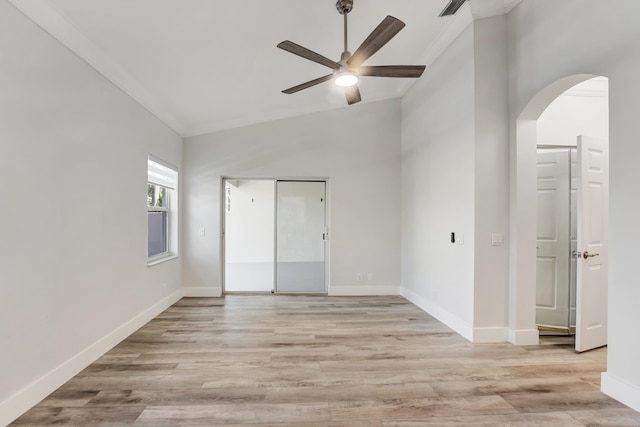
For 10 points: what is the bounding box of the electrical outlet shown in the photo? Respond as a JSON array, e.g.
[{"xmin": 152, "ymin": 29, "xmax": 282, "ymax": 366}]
[
  {"xmin": 357, "ymin": 273, "xmax": 364, "ymax": 282},
  {"xmin": 367, "ymin": 273, "xmax": 373, "ymax": 281}
]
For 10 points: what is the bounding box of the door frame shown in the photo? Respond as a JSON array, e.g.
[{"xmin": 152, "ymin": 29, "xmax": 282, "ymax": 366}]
[
  {"xmin": 221, "ymin": 177, "xmax": 276, "ymax": 294},
  {"xmin": 220, "ymin": 176, "xmax": 331, "ymax": 295},
  {"xmin": 510, "ymin": 74, "xmax": 609, "ymax": 345},
  {"xmin": 275, "ymin": 179, "xmax": 329, "ymax": 295}
]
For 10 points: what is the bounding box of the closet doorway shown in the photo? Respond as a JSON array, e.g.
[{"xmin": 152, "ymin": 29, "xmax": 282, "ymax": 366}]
[
  {"xmin": 223, "ymin": 179, "xmax": 327, "ymax": 294},
  {"xmin": 535, "ymin": 138, "xmax": 609, "ymax": 352}
]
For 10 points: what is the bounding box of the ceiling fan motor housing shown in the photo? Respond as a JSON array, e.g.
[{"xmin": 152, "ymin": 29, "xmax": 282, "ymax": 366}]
[{"xmin": 336, "ymin": 0, "xmax": 353, "ymax": 15}]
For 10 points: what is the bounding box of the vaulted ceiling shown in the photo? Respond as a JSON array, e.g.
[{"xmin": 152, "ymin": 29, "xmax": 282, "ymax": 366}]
[{"xmin": 9, "ymin": 0, "xmax": 521, "ymax": 137}]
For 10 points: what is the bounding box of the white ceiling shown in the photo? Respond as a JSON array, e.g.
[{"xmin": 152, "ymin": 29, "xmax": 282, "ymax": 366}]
[{"xmin": 9, "ymin": 0, "xmax": 521, "ymax": 137}]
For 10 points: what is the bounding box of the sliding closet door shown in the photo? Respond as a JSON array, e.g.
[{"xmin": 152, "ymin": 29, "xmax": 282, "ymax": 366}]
[
  {"xmin": 276, "ymin": 181, "xmax": 326, "ymax": 293},
  {"xmin": 224, "ymin": 179, "xmax": 275, "ymax": 292}
]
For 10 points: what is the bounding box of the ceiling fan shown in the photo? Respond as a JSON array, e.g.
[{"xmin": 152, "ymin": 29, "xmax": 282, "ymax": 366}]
[{"xmin": 277, "ymin": 0, "xmax": 426, "ymax": 105}]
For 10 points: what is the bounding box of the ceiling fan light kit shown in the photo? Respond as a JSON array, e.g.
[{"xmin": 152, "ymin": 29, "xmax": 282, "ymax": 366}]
[
  {"xmin": 277, "ymin": 0, "xmax": 426, "ymax": 105},
  {"xmin": 334, "ymin": 71, "xmax": 358, "ymax": 87}
]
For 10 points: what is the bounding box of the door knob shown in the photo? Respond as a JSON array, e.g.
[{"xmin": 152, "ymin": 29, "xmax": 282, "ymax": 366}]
[{"xmin": 583, "ymin": 251, "xmax": 600, "ymax": 259}]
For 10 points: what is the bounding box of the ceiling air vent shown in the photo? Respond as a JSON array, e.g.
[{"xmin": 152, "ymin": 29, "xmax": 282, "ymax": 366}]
[{"xmin": 439, "ymin": 0, "xmax": 467, "ymax": 17}]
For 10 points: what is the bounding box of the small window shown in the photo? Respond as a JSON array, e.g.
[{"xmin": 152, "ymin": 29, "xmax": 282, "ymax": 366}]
[
  {"xmin": 147, "ymin": 183, "xmax": 169, "ymax": 257},
  {"xmin": 147, "ymin": 156, "xmax": 178, "ymax": 263}
]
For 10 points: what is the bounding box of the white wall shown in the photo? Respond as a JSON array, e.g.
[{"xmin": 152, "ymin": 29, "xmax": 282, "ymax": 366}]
[
  {"xmin": 508, "ymin": 0, "xmax": 640, "ymax": 411},
  {"xmin": 183, "ymin": 99, "xmax": 401, "ymax": 297},
  {"xmin": 472, "ymin": 16, "xmax": 510, "ymax": 342},
  {"xmin": 400, "ymin": 25, "xmax": 476, "ymax": 339},
  {"xmin": 0, "ymin": 1, "xmax": 183, "ymax": 423},
  {"xmin": 400, "ymin": 15, "xmax": 511, "ymax": 343}
]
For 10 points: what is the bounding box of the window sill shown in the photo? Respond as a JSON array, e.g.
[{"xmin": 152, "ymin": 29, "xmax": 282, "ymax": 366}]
[{"xmin": 147, "ymin": 253, "xmax": 178, "ymax": 267}]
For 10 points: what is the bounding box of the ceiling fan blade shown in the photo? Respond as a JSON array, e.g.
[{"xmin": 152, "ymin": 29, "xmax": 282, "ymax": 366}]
[
  {"xmin": 282, "ymin": 74, "xmax": 334, "ymax": 94},
  {"xmin": 277, "ymin": 40, "xmax": 341, "ymax": 70},
  {"xmin": 347, "ymin": 16, "xmax": 405, "ymax": 67},
  {"xmin": 359, "ymin": 65, "xmax": 426, "ymax": 78},
  {"xmin": 344, "ymin": 85, "xmax": 361, "ymax": 105}
]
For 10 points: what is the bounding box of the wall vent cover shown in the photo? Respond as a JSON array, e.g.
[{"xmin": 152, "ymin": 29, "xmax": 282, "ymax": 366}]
[{"xmin": 439, "ymin": 0, "xmax": 467, "ymax": 17}]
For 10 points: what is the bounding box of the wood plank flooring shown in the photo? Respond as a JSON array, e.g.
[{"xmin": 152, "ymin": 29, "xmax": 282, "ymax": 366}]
[{"xmin": 10, "ymin": 295, "xmax": 640, "ymax": 426}]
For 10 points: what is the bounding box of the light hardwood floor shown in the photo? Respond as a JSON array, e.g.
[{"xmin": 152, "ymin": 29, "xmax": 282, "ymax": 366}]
[{"xmin": 11, "ymin": 295, "xmax": 640, "ymax": 426}]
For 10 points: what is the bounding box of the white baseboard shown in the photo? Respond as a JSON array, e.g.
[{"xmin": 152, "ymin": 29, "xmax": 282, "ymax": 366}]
[
  {"xmin": 400, "ymin": 287, "xmax": 473, "ymax": 342},
  {"xmin": 602, "ymin": 372, "xmax": 640, "ymax": 412},
  {"xmin": 0, "ymin": 289, "xmax": 183, "ymax": 427},
  {"xmin": 508, "ymin": 328, "xmax": 540, "ymax": 345},
  {"xmin": 473, "ymin": 327, "xmax": 509, "ymax": 343},
  {"xmin": 328, "ymin": 285, "xmax": 400, "ymax": 296},
  {"xmin": 182, "ymin": 286, "xmax": 222, "ymax": 297}
]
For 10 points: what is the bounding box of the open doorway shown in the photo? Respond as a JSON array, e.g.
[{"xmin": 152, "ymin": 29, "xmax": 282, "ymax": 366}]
[
  {"xmin": 536, "ymin": 146, "xmax": 577, "ymax": 336},
  {"xmin": 222, "ymin": 178, "xmax": 328, "ymax": 294},
  {"xmin": 511, "ymin": 75, "xmax": 609, "ymax": 353}
]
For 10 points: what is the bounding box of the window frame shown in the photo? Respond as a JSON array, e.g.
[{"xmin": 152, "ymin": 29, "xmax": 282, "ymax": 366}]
[{"xmin": 147, "ymin": 155, "xmax": 178, "ymax": 266}]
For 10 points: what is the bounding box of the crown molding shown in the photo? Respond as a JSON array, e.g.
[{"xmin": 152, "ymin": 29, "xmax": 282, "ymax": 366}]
[
  {"xmin": 9, "ymin": 0, "xmax": 523, "ymax": 136},
  {"xmin": 7, "ymin": 0, "xmax": 187, "ymax": 137},
  {"xmin": 470, "ymin": 0, "xmax": 523, "ymax": 19},
  {"xmin": 397, "ymin": 0, "xmax": 521, "ymax": 96}
]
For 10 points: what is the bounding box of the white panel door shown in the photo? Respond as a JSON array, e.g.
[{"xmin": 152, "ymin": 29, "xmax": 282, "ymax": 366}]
[
  {"xmin": 575, "ymin": 136, "xmax": 609, "ymax": 352},
  {"xmin": 536, "ymin": 150, "xmax": 571, "ymax": 328},
  {"xmin": 276, "ymin": 181, "xmax": 326, "ymax": 293}
]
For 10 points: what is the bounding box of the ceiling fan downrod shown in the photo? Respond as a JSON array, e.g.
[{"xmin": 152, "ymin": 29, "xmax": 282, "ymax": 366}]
[{"xmin": 336, "ymin": 0, "xmax": 353, "ymax": 57}]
